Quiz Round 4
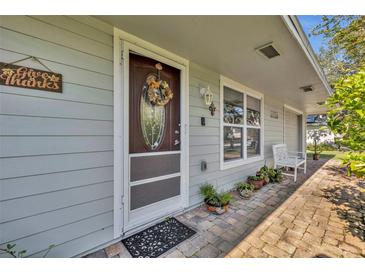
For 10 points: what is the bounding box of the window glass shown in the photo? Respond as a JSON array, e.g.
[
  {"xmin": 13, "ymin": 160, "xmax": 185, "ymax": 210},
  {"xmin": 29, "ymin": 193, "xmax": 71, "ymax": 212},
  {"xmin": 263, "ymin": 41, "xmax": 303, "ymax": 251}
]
[
  {"xmin": 247, "ymin": 128, "xmax": 260, "ymax": 157},
  {"xmin": 224, "ymin": 126, "xmax": 242, "ymax": 161},
  {"xmin": 247, "ymin": 95, "xmax": 261, "ymax": 126},
  {"xmin": 140, "ymin": 92, "xmax": 165, "ymax": 150},
  {"xmin": 223, "ymin": 86, "xmax": 244, "ymax": 125}
]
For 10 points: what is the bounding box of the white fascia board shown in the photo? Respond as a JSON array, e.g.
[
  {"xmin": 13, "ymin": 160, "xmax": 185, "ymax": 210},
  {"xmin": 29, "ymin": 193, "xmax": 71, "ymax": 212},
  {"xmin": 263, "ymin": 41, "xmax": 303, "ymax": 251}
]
[{"xmin": 281, "ymin": 15, "xmax": 333, "ymax": 96}]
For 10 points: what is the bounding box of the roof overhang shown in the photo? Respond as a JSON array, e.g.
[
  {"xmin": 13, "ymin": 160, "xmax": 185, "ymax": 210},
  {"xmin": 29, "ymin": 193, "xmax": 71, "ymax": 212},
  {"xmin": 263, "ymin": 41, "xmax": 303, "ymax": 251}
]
[
  {"xmin": 281, "ymin": 16, "xmax": 332, "ymax": 96},
  {"xmin": 97, "ymin": 15, "xmax": 331, "ymax": 114}
]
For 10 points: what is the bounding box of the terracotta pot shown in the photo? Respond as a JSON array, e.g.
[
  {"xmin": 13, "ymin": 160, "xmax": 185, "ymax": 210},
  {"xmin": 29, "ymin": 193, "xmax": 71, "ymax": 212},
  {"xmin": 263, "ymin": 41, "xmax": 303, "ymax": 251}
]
[
  {"xmin": 313, "ymin": 153, "xmax": 320, "ymax": 160},
  {"xmin": 263, "ymin": 176, "xmax": 270, "ymax": 185},
  {"xmin": 248, "ymin": 179, "xmax": 265, "ymax": 190},
  {"xmin": 205, "ymin": 203, "xmax": 229, "ymax": 214},
  {"xmin": 206, "ymin": 204, "xmax": 219, "ymax": 212},
  {"xmin": 223, "ymin": 204, "xmax": 229, "ymax": 212}
]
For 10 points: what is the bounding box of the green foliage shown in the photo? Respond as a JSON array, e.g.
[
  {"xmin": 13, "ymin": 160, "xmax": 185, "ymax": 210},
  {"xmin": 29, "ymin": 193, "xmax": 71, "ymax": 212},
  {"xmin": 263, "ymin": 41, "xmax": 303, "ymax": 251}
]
[
  {"xmin": 236, "ymin": 182, "xmax": 254, "ymax": 192},
  {"xmin": 258, "ymin": 166, "xmax": 269, "ymax": 176},
  {"xmin": 311, "ymin": 16, "xmax": 365, "ymax": 84},
  {"xmin": 218, "ymin": 192, "xmax": 232, "ymax": 206},
  {"xmin": 256, "ymin": 166, "xmax": 283, "ymax": 183},
  {"xmin": 0, "ymin": 243, "xmax": 56, "ymax": 258},
  {"xmin": 199, "ymin": 184, "xmax": 232, "ymax": 207},
  {"xmin": 343, "ymin": 153, "xmax": 365, "ymax": 178},
  {"xmin": 247, "ymin": 175, "xmax": 263, "ymax": 181},
  {"xmin": 199, "ymin": 184, "xmax": 216, "ymax": 199},
  {"xmin": 271, "ymin": 169, "xmax": 284, "ymax": 183},
  {"xmin": 307, "ymin": 143, "xmax": 338, "ymax": 152},
  {"xmin": 257, "ymin": 166, "xmax": 270, "ymax": 183},
  {"xmin": 0, "ymin": 244, "xmax": 27, "ymax": 258},
  {"xmin": 326, "ymin": 70, "xmax": 365, "ymax": 151}
]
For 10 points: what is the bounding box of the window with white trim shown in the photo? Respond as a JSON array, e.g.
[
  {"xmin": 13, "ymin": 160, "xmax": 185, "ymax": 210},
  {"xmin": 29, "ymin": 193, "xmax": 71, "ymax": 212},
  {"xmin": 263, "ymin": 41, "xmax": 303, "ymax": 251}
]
[{"xmin": 220, "ymin": 77, "xmax": 264, "ymax": 169}]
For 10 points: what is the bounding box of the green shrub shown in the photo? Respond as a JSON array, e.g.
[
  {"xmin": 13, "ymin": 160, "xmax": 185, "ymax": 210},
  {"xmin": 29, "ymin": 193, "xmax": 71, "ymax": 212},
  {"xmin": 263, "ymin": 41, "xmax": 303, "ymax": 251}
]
[
  {"xmin": 343, "ymin": 153, "xmax": 365, "ymax": 178},
  {"xmin": 326, "ymin": 69, "xmax": 365, "ymax": 151}
]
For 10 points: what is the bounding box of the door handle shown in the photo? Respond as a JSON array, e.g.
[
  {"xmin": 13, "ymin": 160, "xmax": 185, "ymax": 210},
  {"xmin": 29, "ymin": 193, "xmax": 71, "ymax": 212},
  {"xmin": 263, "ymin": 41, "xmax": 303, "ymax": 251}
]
[{"xmin": 174, "ymin": 139, "xmax": 180, "ymax": 145}]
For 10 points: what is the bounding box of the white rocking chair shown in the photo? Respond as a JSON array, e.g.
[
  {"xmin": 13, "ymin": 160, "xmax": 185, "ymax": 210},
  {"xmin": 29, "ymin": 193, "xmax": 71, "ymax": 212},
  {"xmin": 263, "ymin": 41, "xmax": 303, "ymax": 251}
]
[{"xmin": 272, "ymin": 144, "xmax": 306, "ymax": 182}]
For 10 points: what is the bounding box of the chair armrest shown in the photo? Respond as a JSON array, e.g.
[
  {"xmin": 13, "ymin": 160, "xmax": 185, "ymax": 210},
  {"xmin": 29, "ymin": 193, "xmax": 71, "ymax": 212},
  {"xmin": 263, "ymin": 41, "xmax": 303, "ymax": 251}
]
[{"xmin": 288, "ymin": 151, "xmax": 306, "ymax": 160}]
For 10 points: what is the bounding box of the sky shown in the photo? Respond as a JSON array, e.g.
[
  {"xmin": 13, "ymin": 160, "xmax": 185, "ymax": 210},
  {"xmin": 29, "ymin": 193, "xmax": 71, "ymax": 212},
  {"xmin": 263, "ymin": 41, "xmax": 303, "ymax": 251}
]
[{"xmin": 297, "ymin": 15, "xmax": 327, "ymax": 53}]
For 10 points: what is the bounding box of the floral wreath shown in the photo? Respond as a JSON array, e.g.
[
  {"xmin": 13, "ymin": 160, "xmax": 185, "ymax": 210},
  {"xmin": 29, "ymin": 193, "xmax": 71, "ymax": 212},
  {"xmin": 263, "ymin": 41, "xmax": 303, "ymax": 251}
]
[{"xmin": 145, "ymin": 63, "xmax": 173, "ymax": 106}]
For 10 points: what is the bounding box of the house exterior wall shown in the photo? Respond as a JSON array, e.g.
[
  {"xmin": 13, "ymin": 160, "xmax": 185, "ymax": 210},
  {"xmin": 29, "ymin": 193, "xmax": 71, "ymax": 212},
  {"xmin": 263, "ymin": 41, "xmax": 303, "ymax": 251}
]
[
  {"xmin": 0, "ymin": 16, "xmax": 115, "ymax": 257},
  {"xmin": 0, "ymin": 16, "xmax": 305, "ymax": 257},
  {"xmin": 284, "ymin": 108, "xmax": 300, "ymax": 152},
  {"xmin": 188, "ymin": 63, "xmax": 286, "ymax": 207}
]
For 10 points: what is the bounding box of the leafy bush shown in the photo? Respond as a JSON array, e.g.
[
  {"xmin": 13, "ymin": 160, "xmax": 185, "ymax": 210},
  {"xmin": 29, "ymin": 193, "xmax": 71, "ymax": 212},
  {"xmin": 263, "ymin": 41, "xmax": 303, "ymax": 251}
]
[
  {"xmin": 326, "ymin": 69, "xmax": 365, "ymax": 151},
  {"xmin": 343, "ymin": 153, "xmax": 365, "ymax": 178},
  {"xmin": 326, "ymin": 69, "xmax": 365, "ymax": 178}
]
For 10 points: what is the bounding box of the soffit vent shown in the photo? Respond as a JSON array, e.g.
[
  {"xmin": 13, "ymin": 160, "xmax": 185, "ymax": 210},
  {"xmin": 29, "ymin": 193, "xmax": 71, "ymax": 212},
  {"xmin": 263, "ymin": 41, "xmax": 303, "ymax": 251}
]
[{"xmin": 256, "ymin": 43, "xmax": 280, "ymax": 59}]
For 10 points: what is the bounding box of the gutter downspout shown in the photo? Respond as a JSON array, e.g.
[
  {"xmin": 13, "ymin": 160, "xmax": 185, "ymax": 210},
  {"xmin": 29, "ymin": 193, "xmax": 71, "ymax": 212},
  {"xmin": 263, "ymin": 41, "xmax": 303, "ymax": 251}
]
[{"xmin": 281, "ymin": 15, "xmax": 333, "ymax": 96}]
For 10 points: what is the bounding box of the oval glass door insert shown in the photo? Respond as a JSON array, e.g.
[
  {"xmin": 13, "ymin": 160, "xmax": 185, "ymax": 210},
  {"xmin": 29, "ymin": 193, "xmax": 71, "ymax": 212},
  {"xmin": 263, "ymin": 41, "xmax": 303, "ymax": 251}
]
[{"xmin": 140, "ymin": 76, "xmax": 166, "ymax": 150}]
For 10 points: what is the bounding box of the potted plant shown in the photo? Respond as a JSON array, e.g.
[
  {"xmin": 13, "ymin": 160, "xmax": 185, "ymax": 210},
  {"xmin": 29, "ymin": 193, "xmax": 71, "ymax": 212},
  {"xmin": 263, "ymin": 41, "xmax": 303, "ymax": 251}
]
[
  {"xmin": 199, "ymin": 184, "xmax": 232, "ymax": 214},
  {"xmin": 257, "ymin": 166, "xmax": 270, "ymax": 185},
  {"xmin": 267, "ymin": 168, "xmax": 276, "ymax": 182},
  {"xmin": 247, "ymin": 175, "xmax": 265, "ymax": 190},
  {"xmin": 200, "ymin": 184, "xmax": 220, "ymax": 212},
  {"xmin": 218, "ymin": 192, "xmax": 232, "ymax": 213},
  {"xmin": 268, "ymin": 168, "xmax": 284, "ymax": 183},
  {"xmin": 236, "ymin": 182, "xmax": 255, "ymax": 198},
  {"xmin": 308, "ymin": 127, "xmax": 328, "ymax": 160}
]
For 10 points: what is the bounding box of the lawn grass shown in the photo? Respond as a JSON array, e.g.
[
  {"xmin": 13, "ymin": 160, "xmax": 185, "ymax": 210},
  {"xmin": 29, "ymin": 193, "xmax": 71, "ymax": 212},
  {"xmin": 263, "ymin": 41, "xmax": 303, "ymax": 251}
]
[{"xmin": 306, "ymin": 150, "xmax": 347, "ymax": 160}]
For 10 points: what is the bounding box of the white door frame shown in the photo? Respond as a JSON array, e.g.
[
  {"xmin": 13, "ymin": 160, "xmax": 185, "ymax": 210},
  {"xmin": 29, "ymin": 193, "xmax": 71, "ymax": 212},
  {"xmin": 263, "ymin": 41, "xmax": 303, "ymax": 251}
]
[{"xmin": 113, "ymin": 27, "xmax": 190, "ymax": 238}]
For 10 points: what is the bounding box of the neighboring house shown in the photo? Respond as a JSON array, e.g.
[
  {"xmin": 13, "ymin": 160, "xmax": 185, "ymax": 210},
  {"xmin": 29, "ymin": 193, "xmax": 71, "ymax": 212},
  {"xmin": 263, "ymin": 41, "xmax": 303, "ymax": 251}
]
[
  {"xmin": 0, "ymin": 16, "xmax": 331, "ymax": 257},
  {"xmin": 306, "ymin": 114, "xmax": 336, "ymax": 144}
]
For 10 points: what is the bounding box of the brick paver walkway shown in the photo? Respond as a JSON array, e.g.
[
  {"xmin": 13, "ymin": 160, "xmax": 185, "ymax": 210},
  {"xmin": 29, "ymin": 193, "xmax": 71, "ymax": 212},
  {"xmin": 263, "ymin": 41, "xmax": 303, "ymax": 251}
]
[
  {"xmin": 86, "ymin": 158, "xmax": 338, "ymax": 258},
  {"xmin": 226, "ymin": 158, "xmax": 365, "ymax": 258}
]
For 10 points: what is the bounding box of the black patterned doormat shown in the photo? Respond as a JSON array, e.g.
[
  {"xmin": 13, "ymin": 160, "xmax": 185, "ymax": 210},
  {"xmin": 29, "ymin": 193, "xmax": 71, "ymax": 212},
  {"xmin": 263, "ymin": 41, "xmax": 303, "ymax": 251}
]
[{"xmin": 122, "ymin": 217, "xmax": 196, "ymax": 258}]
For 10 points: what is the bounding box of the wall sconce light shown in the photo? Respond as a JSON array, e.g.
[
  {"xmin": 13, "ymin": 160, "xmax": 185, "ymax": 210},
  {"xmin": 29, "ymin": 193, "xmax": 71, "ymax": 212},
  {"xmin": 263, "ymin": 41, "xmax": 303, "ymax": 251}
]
[{"xmin": 200, "ymin": 86, "xmax": 216, "ymax": 116}]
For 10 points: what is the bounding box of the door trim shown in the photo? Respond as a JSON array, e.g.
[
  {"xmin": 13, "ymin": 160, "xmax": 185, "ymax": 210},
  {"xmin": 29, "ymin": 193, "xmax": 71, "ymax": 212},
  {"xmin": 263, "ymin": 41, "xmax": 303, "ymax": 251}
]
[
  {"xmin": 113, "ymin": 27, "xmax": 190, "ymax": 238},
  {"xmin": 283, "ymin": 104, "xmax": 306, "ymax": 153}
]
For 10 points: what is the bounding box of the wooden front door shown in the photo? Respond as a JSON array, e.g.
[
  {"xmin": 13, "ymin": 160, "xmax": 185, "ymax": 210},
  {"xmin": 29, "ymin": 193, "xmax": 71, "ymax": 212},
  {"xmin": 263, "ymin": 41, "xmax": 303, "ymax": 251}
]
[
  {"xmin": 126, "ymin": 53, "xmax": 183, "ymax": 230},
  {"xmin": 129, "ymin": 53, "xmax": 181, "ymax": 153}
]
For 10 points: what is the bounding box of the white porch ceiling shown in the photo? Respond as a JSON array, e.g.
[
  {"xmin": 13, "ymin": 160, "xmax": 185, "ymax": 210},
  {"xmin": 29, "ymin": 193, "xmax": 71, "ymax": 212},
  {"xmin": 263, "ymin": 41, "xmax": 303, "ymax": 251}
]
[{"xmin": 97, "ymin": 16, "xmax": 330, "ymax": 114}]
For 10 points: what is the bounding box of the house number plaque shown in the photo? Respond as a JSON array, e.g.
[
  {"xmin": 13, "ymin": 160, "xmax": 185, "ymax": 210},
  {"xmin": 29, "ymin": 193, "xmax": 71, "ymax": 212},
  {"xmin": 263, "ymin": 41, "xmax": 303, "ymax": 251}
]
[{"xmin": 0, "ymin": 62, "xmax": 63, "ymax": 93}]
